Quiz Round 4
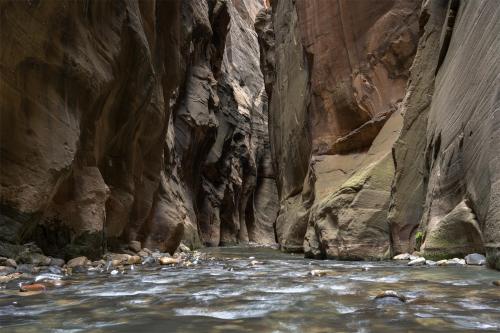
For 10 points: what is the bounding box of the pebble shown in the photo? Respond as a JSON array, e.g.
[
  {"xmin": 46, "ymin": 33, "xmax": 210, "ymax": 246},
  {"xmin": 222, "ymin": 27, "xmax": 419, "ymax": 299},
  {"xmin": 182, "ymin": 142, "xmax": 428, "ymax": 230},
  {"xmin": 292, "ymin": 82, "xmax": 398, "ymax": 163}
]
[
  {"xmin": 67, "ymin": 256, "xmax": 89, "ymax": 268},
  {"xmin": 127, "ymin": 256, "xmax": 141, "ymax": 265},
  {"xmin": 493, "ymin": 280, "xmax": 500, "ymax": 287},
  {"xmin": 48, "ymin": 266, "xmax": 63, "ymax": 274},
  {"xmin": 49, "ymin": 258, "xmax": 65, "ymax": 267},
  {"xmin": 105, "ymin": 253, "xmax": 131, "ymax": 264},
  {"xmin": 393, "ymin": 253, "xmax": 411, "ymax": 260},
  {"xmin": 19, "ymin": 253, "xmax": 51, "ymax": 266},
  {"xmin": 72, "ymin": 266, "xmax": 88, "ymax": 273},
  {"xmin": 16, "ymin": 264, "xmax": 39, "ymax": 274},
  {"xmin": 178, "ymin": 243, "xmax": 191, "ymax": 253},
  {"xmin": 464, "ymin": 253, "xmax": 486, "ymax": 266},
  {"xmin": 0, "ymin": 272, "xmax": 22, "ymax": 283},
  {"xmin": 250, "ymin": 260, "xmax": 263, "ymax": 266},
  {"xmin": 0, "ymin": 266, "xmax": 15, "ymax": 275},
  {"xmin": 159, "ymin": 257, "xmax": 180, "ymax": 265},
  {"xmin": 408, "ymin": 257, "xmax": 426, "ymax": 266},
  {"xmin": 128, "ymin": 241, "xmax": 142, "ymax": 253},
  {"xmin": 110, "ymin": 270, "xmax": 119, "ymax": 275},
  {"xmin": 142, "ymin": 257, "xmax": 156, "ymax": 265},
  {"xmin": 20, "ymin": 283, "xmax": 46, "ymax": 292},
  {"xmin": 0, "ymin": 257, "xmax": 17, "ymax": 268},
  {"xmin": 111, "ymin": 259, "xmax": 122, "ymax": 267}
]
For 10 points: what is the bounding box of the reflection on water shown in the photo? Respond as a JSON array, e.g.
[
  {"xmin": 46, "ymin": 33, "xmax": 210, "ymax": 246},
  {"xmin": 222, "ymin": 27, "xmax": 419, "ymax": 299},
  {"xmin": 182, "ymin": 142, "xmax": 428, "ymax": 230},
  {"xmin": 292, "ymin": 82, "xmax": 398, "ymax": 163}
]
[{"xmin": 1, "ymin": 246, "xmax": 499, "ymax": 332}]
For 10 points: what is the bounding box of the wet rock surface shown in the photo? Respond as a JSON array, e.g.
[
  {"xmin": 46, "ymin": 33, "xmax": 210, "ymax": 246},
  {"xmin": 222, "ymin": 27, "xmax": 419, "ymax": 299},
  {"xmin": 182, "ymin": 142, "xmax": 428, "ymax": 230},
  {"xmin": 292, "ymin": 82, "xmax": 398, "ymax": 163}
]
[{"xmin": 1, "ymin": 247, "xmax": 499, "ymax": 332}]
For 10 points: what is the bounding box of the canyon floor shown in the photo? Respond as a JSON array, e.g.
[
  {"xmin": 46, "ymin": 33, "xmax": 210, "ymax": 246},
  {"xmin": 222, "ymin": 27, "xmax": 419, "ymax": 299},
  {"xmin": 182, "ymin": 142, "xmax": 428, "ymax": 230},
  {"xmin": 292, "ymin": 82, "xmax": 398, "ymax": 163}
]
[{"xmin": 1, "ymin": 246, "xmax": 499, "ymax": 332}]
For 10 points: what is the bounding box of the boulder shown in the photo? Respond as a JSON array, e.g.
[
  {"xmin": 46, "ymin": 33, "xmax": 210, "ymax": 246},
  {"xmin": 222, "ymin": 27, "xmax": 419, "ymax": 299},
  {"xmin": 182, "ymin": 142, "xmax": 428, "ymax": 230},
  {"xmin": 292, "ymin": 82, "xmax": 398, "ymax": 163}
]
[{"xmin": 465, "ymin": 253, "xmax": 486, "ymax": 266}]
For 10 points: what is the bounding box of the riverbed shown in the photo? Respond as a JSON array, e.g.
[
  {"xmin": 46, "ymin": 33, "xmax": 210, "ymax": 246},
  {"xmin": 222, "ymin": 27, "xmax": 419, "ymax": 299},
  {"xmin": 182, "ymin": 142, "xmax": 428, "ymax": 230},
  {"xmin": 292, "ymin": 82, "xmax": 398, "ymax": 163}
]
[{"xmin": 1, "ymin": 247, "xmax": 499, "ymax": 332}]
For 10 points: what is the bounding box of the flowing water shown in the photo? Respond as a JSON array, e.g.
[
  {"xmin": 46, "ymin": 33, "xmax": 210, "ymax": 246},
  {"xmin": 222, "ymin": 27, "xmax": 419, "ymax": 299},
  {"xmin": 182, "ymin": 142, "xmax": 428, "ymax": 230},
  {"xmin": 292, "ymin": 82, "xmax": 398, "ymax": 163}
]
[{"xmin": 1, "ymin": 247, "xmax": 499, "ymax": 332}]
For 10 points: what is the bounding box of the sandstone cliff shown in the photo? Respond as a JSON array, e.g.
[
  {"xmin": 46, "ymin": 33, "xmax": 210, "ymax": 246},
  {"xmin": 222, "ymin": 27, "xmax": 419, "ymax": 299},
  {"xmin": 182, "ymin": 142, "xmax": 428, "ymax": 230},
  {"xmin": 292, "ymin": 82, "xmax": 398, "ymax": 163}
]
[
  {"xmin": 257, "ymin": 0, "xmax": 499, "ymax": 268},
  {"xmin": 389, "ymin": 0, "xmax": 500, "ymax": 268},
  {"xmin": 257, "ymin": 0, "xmax": 421, "ymax": 258},
  {"xmin": 0, "ymin": 0, "xmax": 277, "ymax": 260}
]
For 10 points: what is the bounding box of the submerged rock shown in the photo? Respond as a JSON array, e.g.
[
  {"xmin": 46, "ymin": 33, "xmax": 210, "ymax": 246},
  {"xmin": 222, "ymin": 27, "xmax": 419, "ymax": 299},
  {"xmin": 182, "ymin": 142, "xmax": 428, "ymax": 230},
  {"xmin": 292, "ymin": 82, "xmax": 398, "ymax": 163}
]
[
  {"xmin": 309, "ymin": 269, "xmax": 336, "ymax": 277},
  {"xmin": 465, "ymin": 253, "xmax": 486, "ymax": 266},
  {"xmin": 375, "ymin": 290, "xmax": 406, "ymax": 303}
]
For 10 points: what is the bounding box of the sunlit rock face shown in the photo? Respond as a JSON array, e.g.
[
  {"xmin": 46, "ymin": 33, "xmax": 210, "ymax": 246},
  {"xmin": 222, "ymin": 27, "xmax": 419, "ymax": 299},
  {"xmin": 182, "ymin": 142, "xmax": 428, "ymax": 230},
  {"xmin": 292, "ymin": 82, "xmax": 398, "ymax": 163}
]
[
  {"xmin": 0, "ymin": 0, "xmax": 278, "ymax": 259},
  {"xmin": 257, "ymin": 0, "xmax": 420, "ymax": 258}
]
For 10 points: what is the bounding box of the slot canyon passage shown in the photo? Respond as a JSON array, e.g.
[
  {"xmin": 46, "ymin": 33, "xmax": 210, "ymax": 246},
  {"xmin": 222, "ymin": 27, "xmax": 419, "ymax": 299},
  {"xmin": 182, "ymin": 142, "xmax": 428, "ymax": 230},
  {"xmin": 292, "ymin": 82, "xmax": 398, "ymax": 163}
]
[{"xmin": 0, "ymin": 0, "xmax": 499, "ymax": 331}]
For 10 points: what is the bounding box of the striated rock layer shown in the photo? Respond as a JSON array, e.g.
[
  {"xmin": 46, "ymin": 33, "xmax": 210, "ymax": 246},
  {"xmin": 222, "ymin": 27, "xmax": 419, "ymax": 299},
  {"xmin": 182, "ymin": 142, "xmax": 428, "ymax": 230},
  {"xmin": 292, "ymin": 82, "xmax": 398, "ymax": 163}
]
[
  {"xmin": 257, "ymin": 0, "xmax": 500, "ymax": 268},
  {"xmin": 389, "ymin": 0, "xmax": 500, "ymax": 267},
  {"xmin": 0, "ymin": 0, "xmax": 277, "ymax": 260},
  {"xmin": 257, "ymin": 0, "xmax": 420, "ymax": 258}
]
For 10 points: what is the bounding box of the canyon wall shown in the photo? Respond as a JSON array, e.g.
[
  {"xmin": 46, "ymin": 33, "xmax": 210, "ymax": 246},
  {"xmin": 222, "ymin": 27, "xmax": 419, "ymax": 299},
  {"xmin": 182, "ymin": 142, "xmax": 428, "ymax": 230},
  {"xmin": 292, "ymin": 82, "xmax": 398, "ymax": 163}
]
[
  {"xmin": 257, "ymin": 0, "xmax": 421, "ymax": 258},
  {"xmin": 257, "ymin": 0, "xmax": 500, "ymax": 267},
  {"xmin": 390, "ymin": 0, "xmax": 500, "ymax": 267},
  {"xmin": 0, "ymin": 0, "xmax": 277, "ymax": 260}
]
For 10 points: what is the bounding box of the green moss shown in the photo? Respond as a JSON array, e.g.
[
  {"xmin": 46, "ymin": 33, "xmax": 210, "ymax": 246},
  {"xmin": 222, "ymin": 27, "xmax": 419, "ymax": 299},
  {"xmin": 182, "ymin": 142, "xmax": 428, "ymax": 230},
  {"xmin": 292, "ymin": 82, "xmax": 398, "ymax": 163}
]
[{"xmin": 414, "ymin": 230, "xmax": 423, "ymax": 250}]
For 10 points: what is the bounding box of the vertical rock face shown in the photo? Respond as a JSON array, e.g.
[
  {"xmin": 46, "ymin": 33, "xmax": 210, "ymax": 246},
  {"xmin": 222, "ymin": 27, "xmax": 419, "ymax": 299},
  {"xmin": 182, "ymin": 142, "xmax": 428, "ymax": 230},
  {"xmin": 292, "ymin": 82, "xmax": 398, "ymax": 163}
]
[
  {"xmin": 0, "ymin": 0, "xmax": 278, "ymax": 260},
  {"xmin": 257, "ymin": 0, "xmax": 420, "ymax": 258},
  {"xmin": 256, "ymin": 0, "xmax": 311, "ymax": 252},
  {"xmin": 390, "ymin": 0, "xmax": 500, "ymax": 267},
  {"xmin": 258, "ymin": 0, "xmax": 500, "ymax": 268}
]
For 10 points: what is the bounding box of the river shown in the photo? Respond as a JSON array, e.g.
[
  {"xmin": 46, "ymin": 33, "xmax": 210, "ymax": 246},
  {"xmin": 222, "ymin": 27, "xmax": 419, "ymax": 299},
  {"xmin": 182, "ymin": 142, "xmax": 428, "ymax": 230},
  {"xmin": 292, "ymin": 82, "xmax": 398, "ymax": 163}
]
[{"xmin": 1, "ymin": 246, "xmax": 499, "ymax": 332}]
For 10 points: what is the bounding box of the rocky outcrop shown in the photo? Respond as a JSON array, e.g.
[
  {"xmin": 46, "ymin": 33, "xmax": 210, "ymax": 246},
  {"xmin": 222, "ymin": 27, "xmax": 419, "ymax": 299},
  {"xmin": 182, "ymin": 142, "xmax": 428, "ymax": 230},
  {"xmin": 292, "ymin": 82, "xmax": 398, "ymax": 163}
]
[
  {"xmin": 390, "ymin": 0, "xmax": 500, "ymax": 267},
  {"xmin": 0, "ymin": 0, "xmax": 277, "ymax": 260},
  {"xmin": 257, "ymin": 0, "xmax": 420, "ymax": 257}
]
